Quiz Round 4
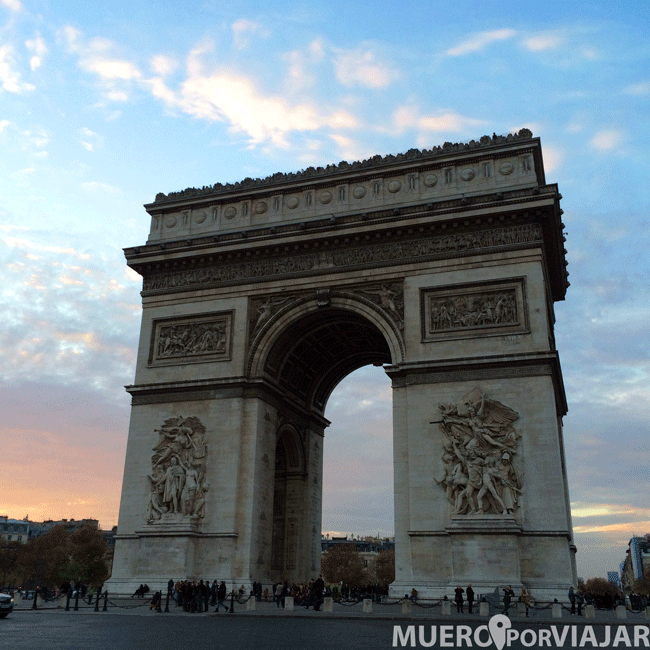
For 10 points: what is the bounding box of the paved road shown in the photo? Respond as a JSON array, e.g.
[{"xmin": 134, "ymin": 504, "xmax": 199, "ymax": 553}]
[{"xmin": 3, "ymin": 607, "xmax": 650, "ymax": 650}]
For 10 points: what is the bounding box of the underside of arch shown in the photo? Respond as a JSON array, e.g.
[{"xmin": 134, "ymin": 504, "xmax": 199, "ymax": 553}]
[{"xmin": 262, "ymin": 307, "xmax": 392, "ymax": 414}]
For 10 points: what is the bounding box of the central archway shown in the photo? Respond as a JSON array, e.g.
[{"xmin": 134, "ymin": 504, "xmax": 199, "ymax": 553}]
[{"xmin": 253, "ymin": 300, "xmax": 397, "ymax": 584}]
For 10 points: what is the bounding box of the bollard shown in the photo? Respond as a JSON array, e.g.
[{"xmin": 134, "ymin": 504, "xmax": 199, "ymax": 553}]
[
  {"xmin": 516, "ymin": 601, "xmax": 525, "ymax": 615},
  {"xmin": 66, "ymin": 590, "xmax": 71, "ymax": 611},
  {"xmin": 156, "ymin": 591, "xmax": 162, "ymax": 613},
  {"xmin": 552, "ymin": 603, "xmax": 562, "ymax": 618},
  {"xmin": 74, "ymin": 590, "xmax": 80, "ymax": 611},
  {"xmin": 585, "ymin": 604, "xmax": 595, "ymax": 619},
  {"xmin": 58, "ymin": 593, "xmax": 67, "ymax": 609},
  {"xmin": 94, "ymin": 590, "xmax": 100, "ymax": 612},
  {"xmin": 479, "ymin": 601, "xmax": 490, "ymax": 617},
  {"xmin": 103, "ymin": 591, "xmax": 108, "ymax": 611},
  {"xmin": 441, "ymin": 600, "xmax": 452, "ymax": 616},
  {"xmin": 32, "ymin": 588, "xmax": 38, "ymax": 610},
  {"xmin": 164, "ymin": 590, "xmax": 170, "ymax": 613},
  {"xmin": 401, "ymin": 599, "xmax": 412, "ymax": 615},
  {"xmin": 362, "ymin": 598, "xmax": 372, "ymax": 614},
  {"xmin": 616, "ymin": 605, "xmax": 627, "ymax": 619},
  {"xmin": 285, "ymin": 596, "xmax": 294, "ymax": 611},
  {"xmin": 645, "ymin": 606, "xmax": 650, "ymax": 620},
  {"xmin": 323, "ymin": 597, "xmax": 333, "ymax": 613},
  {"xmin": 246, "ymin": 597, "xmax": 256, "ymax": 612}
]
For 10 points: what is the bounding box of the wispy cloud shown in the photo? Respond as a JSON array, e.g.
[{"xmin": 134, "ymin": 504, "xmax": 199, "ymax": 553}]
[
  {"xmin": 624, "ymin": 81, "xmax": 650, "ymax": 96},
  {"xmin": 445, "ymin": 29, "xmax": 516, "ymax": 56},
  {"xmin": 79, "ymin": 126, "xmax": 103, "ymax": 152},
  {"xmin": 333, "ymin": 46, "xmax": 399, "ymax": 89},
  {"xmin": 0, "ymin": 44, "xmax": 35, "ymax": 92},
  {"xmin": 231, "ymin": 19, "xmax": 271, "ymax": 50},
  {"xmin": 0, "ymin": 0, "xmax": 21, "ymax": 11},
  {"xmin": 523, "ymin": 31, "xmax": 564, "ymax": 52},
  {"xmin": 25, "ymin": 33, "xmax": 47, "ymax": 71},
  {"xmin": 590, "ymin": 128, "xmax": 625, "ymax": 151}
]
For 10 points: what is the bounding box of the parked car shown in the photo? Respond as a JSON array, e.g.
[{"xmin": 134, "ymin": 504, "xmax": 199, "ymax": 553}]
[{"xmin": 0, "ymin": 592, "xmax": 14, "ymax": 618}]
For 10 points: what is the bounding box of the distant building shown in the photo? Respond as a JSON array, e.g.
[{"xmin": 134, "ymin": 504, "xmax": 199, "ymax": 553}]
[
  {"xmin": 0, "ymin": 516, "xmax": 29, "ymax": 544},
  {"xmin": 620, "ymin": 535, "xmax": 650, "ymax": 592},
  {"xmin": 28, "ymin": 518, "xmax": 99, "ymax": 539},
  {"xmin": 321, "ymin": 535, "xmax": 395, "ymax": 574},
  {"xmin": 607, "ymin": 571, "xmax": 620, "ymax": 587}
]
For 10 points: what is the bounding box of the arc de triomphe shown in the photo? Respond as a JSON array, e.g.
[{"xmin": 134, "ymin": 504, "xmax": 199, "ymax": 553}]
[{"xmin": 107, "ymin": 130, "xmax": 577, "ymax": 599}]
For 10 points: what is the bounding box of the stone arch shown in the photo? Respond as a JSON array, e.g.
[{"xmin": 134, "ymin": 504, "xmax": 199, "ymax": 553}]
[{"xmin": 248, "ymin": 291, "xmax": 403, "ymax": 414}]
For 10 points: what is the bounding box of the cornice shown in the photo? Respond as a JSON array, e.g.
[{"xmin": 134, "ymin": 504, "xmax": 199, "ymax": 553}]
[{"xmin": 146, "ymin": 130, "xmax": 538, "ymax": 208}]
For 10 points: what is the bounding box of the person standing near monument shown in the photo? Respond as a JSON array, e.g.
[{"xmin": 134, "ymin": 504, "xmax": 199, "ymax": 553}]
[
  {"xmin": 454, "ymin": 586, "xmax": 464, "ymax": 613},
  {"xmin": 503, "ymin": 585, "xmax": 514, "ymax": 615},
  {"xmin": 466, "ymin": 584, "xmax": 475, "ymax": 613},
  {"xmin": 215, "ymin": 581, "xmax": 228, "ymax": 612},
  {"xmin": 520, "ymin": 586, "xmax": 531, "ymax": 616}
]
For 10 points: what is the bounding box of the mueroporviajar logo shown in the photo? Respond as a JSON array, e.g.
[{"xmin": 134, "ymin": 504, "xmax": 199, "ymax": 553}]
[{"xmin": 392, "ymin": 614, "xmax": 650, "ymax": 648}]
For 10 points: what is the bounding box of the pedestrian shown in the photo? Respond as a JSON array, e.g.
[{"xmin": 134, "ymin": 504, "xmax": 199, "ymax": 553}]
[
  {"xmin": 503, "ymin": 585, "xmax": 514, "ymax": 615},
  {"xmin": 568, "ymin": 587, "xmax": 576, "ymax": 614},
  {"xmin": 576, "ymin": 591, "xmax": 584, "ymax": 616},
  {"xmin": 215, "ymin": 581, "xmax": 228, "ymax": 612},
  {"xmin": 454, "ymin": 586, "xmax": 464, "ymax": 613},
  {"xmin": 520, "ymin": 587, "xmax": 531, "ymax": 616},
  {"xmin": 466, "ymin": 584, "xmax": 475, "ymax": 613}
]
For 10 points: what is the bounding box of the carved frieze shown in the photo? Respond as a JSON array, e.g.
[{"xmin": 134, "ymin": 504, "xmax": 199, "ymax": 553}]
[
  {"xmin": 149, "ymin": 312, "xmax": 233, "ymax": 366},
  {"xmin": 434, "ymin": 387, "xmax": 521, "ymax": 516},
  {"xmin": 421, "ymin": 278, "xmax": 528, "ymax": 342},
  {"xmin": 143, "ymin": 223, "xmax": 542, "ymax": 294},
  {"xmin": 147, "ymin": 415, "xmax": 209, "ymax": 523}
]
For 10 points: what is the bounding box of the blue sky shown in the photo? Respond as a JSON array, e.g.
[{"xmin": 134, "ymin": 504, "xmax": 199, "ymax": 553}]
[{"xmin": 1, "ymin": 0, "xmax": 648, "ymax": 581}]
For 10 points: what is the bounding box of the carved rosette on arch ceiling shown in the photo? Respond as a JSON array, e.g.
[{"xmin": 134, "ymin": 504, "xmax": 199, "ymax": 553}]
[
  {"xmin": 146, "ymin": 415, "xmax": 209, "ymax": 523},
  {"xmin": 434, "ymin": 387, "xmax": 522, "ymax": 516}
]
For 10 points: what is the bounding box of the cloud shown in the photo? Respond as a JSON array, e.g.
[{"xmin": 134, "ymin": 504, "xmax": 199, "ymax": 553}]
[
  {"xmin": 333, "ymin": 46, "xmax": 399, "ymax": 89},
  {"xmin": 147, "ymin": 42, "xmax": 357, "ymax": 147},
  {"xmin": 541, "ymin": 144, "xmax": 564, "ymax": 174},
  {"xmin": 0, "ymin": 44, "xmax": 35, "ymax": 93},
  {"xmin": 0, "ymin": 0, "xmax": 21, "ymax": 11},
  {"xmin": 523, "ymin": 32, "xmax": 564, "ymax": 52},
  {"xmin": 79, "ymin": 127, "xmax": 103, "ymax": 152},
  {"xmin": 445, "ymin": 29, "xmax": 517, "ymax": 56},
  {"xmin": 283, "ymin": 38, "xmax": 325, "ymax": 91},
  {"xmin": 25, "ymin": 33, "xmax": 47, "ymax": 71},
  {"xmin": 150, "ymin": 54, "xmax": 177, "ymax": 76},
  {"xmin": 391, "ymin": 105, "xmax": 485, "ymax": 138},
  {"xmin": 624, "ymin": 81, "xmax": 650, "ymax": 96},
  {"xmin": 590, "ymin": 129, "xmax": 625, "ymax": 151},
  {"xmin": 231, "ymin": 19, "xmax": 271, "ymax": 50}
]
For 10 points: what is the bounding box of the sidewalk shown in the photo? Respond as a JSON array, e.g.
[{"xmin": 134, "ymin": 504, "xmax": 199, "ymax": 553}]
[{"xmin": 13, "ymin": 597, "xmax": 650, "ymax": 624}]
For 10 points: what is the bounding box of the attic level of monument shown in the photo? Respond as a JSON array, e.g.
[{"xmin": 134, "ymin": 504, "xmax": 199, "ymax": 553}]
[{"xmin": 126, "ymin": 133, "xmax": 568, "ymax": 302}]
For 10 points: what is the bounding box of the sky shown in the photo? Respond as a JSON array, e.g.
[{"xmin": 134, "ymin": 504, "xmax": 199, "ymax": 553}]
[{"xmin": 0, "ymin": 0, "xmax": 648, "ymax": 582}]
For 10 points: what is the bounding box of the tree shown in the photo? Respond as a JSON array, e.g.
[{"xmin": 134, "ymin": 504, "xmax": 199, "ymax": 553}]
[
  {"xmin": 16, "ymin": 523, "xmax": 109, "ymax": 589},
  {"xmin": 320, "ymin": 544, "xmax": 365, "ymax": 587},
  {"xmin": 0, "ymin": 541, "xmax": 21, "ymax": 587},
  {"xmin": 374, "ymin": 550, "xmax": 395, "ymax": 586}
]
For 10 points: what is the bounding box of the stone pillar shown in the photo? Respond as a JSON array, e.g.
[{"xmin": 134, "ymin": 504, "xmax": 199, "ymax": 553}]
[
  {"xmin": 616, "ymin": 605, "xmax": 627, "ymax": 619},
  {"xmin": 479, "ymin": 601, "xmax": 490, "ymax": 617},
  {"xmin": 323, "ymin": 597, "xmax": 333, "ymax": 612},
  {"xmin": 57, "ymin": 593, "xmax": 67, "ymax": 608},
  {"xmin": 585, "ymin": 604, "xmax": 595, "ymax": 619},
  {"xmin": 441, "ymin": 599, "xmax": 452, "ymax": 615},
  {"xmin": 645, "ymin": 606, "xmax": 650, "ymax": 620},
  {"xmin": 516, "ymin": 601, "xmax": 526, "ymax": 615},
  {"xmin": 362, "ymin": 599, "xmax": 372, "ymax": 614},
  {"xmin": 552, "ymin": 603, "xmax": 562, "ymax": 618},
  {"xmin": 246, "ymin": 597, "xmax": 256, "ymax": 612},
  {"xmin": 401, "ymin": 599, "xmax": 412, "ymax": 615}
]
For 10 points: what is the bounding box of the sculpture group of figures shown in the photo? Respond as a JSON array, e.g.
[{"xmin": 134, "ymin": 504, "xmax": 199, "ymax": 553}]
[
  {"xmin": 157, "ymin": 322, "xmax": 227, "ymax": 359},
  {"xmin": 430, "ymin": 290, "xmax": 517, "ymax": 332},
  {"xmin": 147, "ymin": 416, "xmax": 209, "ymax": 522},
  {"xmin": 435, "ymin": 388, "xmax": 522, "ymax": 516}
]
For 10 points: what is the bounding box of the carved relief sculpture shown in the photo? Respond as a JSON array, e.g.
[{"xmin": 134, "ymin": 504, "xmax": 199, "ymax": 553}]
[
  {"xmin": 359, "ymin": 283, "xmax": 404, "ymax": 330},
  {"xmin": 429, "ymin": 288, "xmax": 517, "ymax": 332},
  {"xmin": 434, "ymin": 387, "xmax": 521, "ymax": 516},
  {"xmin": 147, "ymin": 415, "xmax": 209, "ymax": 522}
]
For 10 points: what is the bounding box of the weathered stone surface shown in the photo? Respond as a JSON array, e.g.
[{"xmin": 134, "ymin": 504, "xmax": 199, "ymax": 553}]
[{"xmin": 107, "ymin": 133, "xmax": 575, "ymax": 601}]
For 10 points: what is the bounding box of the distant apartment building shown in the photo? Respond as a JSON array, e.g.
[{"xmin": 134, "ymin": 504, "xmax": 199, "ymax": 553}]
[
  {"xmin": 607, "ymin": 571, "xmax": 620, "ymax": 587},
  {"xmin": 620, "ymin": 534, "xmax": 650, "ymax": 592},
  {"xmin": 28, "ymin": 518, "xmax": 99, "ymax": 538},
  {"xmin": 321, "ymin": 535, "xmax": 395, "ymax": 574},
  {"xmin": 0, "ymin": 516, "xmax": 29, "ymax": 544}
]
